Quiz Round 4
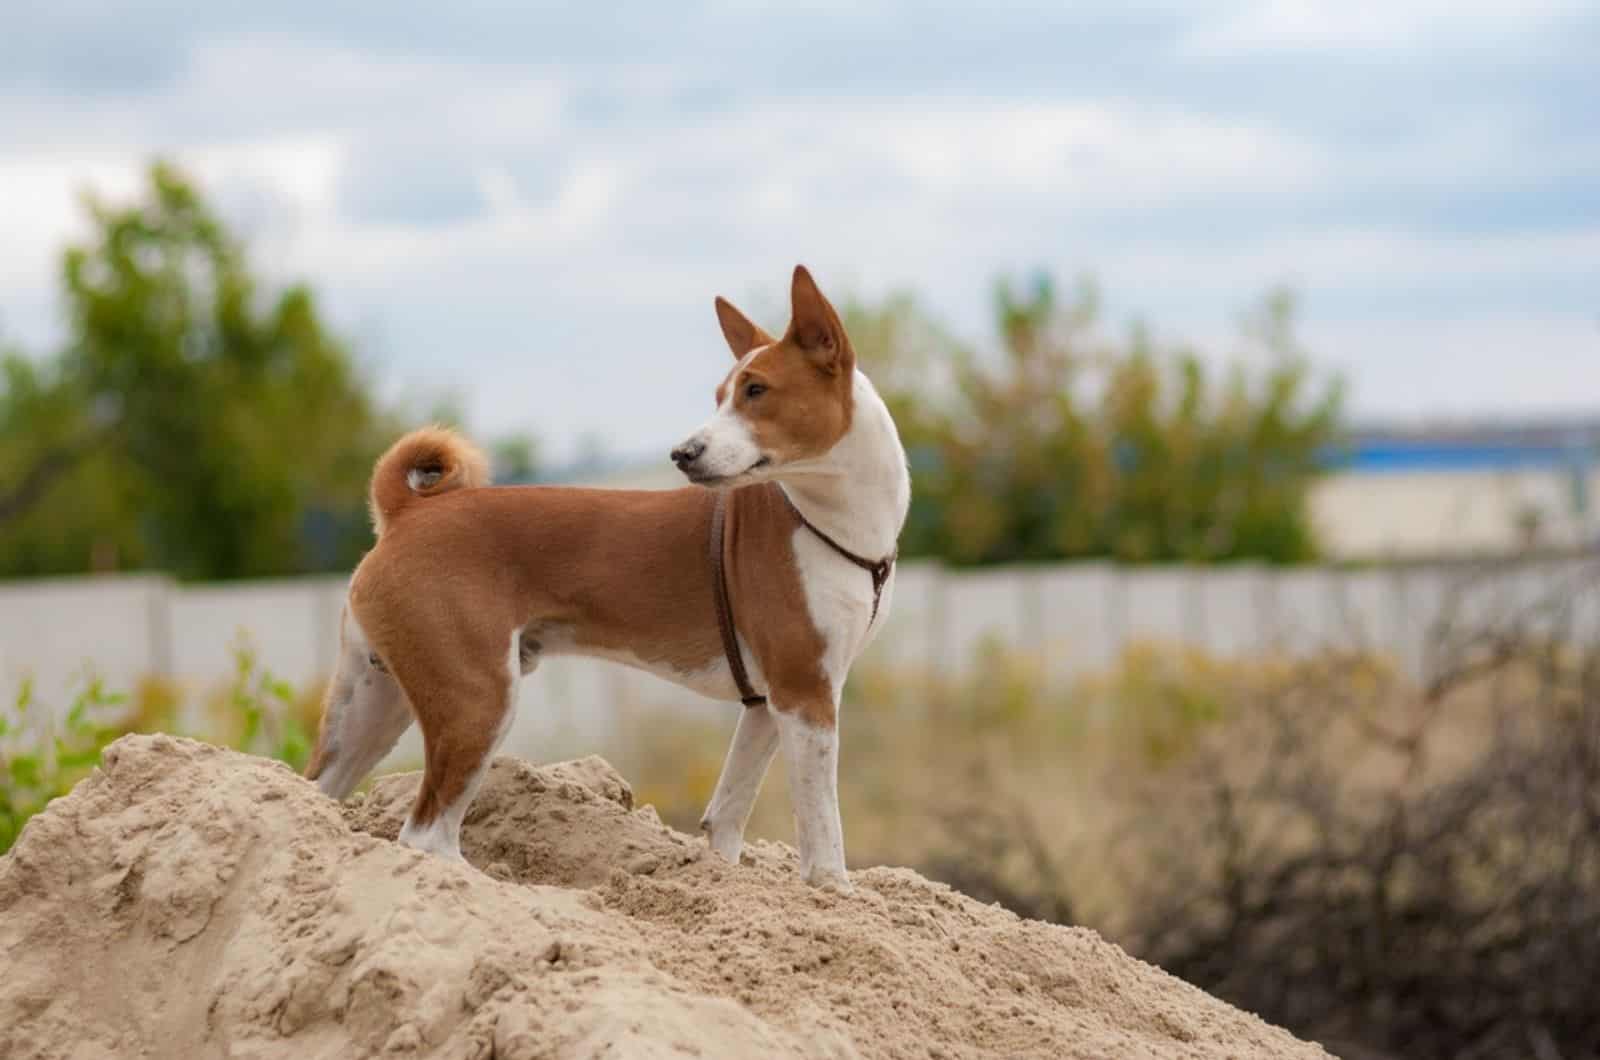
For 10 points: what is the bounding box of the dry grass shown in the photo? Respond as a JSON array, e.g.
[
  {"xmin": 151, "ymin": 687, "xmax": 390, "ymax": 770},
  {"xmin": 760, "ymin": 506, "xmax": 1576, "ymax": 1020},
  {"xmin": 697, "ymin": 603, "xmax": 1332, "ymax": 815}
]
[
  {"xmin": 613, "ymin": 637, "xmax": 1321, "ymax": 931},
  {"xmin": 607, "ymin": 556, "xmax": 1600, "ymax": 1059}
]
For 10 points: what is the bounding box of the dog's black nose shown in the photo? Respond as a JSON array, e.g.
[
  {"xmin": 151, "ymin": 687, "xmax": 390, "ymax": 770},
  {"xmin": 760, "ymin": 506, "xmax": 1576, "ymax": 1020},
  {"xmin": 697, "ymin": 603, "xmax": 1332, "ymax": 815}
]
[{"xmin": 671, "ymin": 440, "xmax": 705, "ymax": 468}]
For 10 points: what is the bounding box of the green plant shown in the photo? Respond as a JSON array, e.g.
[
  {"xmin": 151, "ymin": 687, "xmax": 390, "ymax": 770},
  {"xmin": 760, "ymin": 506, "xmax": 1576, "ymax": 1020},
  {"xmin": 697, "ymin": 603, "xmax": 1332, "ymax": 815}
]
[
  {"xmin": 0, "ymin": 674, "xmax": 126, "ymax": 852},
  {"xmin": 214, "ymin": 634, "xmax": 312, "ymax": 771},
  {"xmin": 1, "ymin": 635, "xmax": 320, "ymax": 852}
]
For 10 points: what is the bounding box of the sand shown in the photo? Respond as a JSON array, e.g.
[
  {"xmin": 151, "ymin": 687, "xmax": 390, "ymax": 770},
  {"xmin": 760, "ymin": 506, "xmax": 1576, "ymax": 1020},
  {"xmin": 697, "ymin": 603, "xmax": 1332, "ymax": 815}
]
[{"xmin": 0, "ymin": 734, "xmax": 1329, "ymax": 1059}]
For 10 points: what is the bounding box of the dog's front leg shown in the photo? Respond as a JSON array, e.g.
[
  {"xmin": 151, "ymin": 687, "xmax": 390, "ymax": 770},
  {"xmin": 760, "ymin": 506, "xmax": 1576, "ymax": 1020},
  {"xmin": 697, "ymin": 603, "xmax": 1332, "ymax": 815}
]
[
  {"xmin": 774, "ymin": 699, "xmax": 851, "ymax": 892},
  {"xmin": 701, "ymin": 703, "xmax": 780, "ymax": 864}
]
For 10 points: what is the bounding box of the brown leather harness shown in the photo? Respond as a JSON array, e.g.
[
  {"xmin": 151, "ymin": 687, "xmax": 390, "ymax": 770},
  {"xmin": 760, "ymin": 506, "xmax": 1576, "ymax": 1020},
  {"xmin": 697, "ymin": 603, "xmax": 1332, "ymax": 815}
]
[{"xmin": 710, "ymin": 489, "xmax": 896, "ymax": 707}]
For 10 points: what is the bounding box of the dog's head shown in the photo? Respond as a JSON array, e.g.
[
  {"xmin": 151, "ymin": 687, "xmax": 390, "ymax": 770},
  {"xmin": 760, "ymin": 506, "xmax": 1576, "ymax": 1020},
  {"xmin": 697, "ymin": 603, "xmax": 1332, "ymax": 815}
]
[{"xmin": 670, "ymin": 265, "xmax": 856, "ymax": 487}]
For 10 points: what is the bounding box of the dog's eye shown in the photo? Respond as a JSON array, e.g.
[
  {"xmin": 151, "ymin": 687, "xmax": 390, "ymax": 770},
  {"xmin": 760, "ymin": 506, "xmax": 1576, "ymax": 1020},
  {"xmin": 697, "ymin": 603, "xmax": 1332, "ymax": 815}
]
[{"xmin": 744, "ymin": 382, "xmax": 767, "ymax": 400}]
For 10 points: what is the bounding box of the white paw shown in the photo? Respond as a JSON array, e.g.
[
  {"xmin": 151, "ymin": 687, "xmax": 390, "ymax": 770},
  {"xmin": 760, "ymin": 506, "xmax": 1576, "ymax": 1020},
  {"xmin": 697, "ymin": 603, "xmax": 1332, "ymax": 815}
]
[
  {"xmin": 802, "ymin": 866, "xmax": 853, "ymax": 893},
  {"xmin": 397, "ymin": 820, "xmax": 464, "ymax": 863},
  {"xmin": 701, "ymin": 817, "xmax": 745, "ymax": 864}
]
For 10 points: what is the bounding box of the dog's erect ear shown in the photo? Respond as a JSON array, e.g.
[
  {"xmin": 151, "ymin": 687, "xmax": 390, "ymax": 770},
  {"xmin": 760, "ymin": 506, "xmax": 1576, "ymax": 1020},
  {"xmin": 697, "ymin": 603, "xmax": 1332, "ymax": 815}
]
[
  {"xmin": 714, "ymin": 297, "xmax": 775, "ymax": 359},
  {"xmin": 787, "ymin": 265, "xmax": 853, "ymax": 375}
]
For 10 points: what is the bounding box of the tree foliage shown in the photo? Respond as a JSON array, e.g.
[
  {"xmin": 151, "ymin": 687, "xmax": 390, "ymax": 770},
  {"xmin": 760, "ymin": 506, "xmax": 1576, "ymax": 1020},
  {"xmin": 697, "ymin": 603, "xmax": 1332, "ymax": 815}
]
[
  {"xmin": 847, "ymin": 273, "xmax": 1344, "ymax": 565},
  {"xmin": 0, "ymin": 163, "xmax": 394, "ymax": 579},
  {"xmin": 2, "ymin": 163, "xmax": 1332, "ymax": 577}
]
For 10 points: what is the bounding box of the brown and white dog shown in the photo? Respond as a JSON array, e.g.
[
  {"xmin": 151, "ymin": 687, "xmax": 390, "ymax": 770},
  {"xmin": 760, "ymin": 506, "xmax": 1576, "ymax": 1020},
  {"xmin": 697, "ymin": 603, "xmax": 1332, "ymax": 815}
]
[{"xmin": 305, "ymin": 266, "xmax": 910, "ymax": 889}]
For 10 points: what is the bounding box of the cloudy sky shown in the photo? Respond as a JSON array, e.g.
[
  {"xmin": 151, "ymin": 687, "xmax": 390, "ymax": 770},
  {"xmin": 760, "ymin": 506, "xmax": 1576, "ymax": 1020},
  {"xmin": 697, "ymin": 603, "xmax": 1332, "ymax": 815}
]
[{"xmin": 3, "ymin": 1, "xmax": 1596, "ymax": 462}]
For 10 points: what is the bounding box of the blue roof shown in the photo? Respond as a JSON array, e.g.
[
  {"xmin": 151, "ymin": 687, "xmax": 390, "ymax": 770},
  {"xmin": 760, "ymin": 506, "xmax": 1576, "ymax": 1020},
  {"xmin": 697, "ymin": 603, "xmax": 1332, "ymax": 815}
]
[
  {"xmin": 1326, "ymin": 424, "xmax": 1600, "ymax": 474},
  {"xmin": 533, "ymin": 420, "xmax": 1600, "ymax": 481}
]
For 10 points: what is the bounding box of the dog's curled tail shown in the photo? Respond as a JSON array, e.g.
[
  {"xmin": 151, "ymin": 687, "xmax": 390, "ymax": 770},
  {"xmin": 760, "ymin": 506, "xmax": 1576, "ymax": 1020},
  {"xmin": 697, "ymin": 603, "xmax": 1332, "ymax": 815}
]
[{"xmin": 369, "ymin": 425, "xmax": 490, "ymax": 535}]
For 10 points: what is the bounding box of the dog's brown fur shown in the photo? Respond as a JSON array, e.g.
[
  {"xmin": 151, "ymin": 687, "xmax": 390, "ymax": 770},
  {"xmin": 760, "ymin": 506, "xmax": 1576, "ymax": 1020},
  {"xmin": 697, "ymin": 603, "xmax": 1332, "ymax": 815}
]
[
  {"xmin": 308, "ymin": 266, "xmax": 867, "ymax": 845},
  {"xmin": 367, "ymin": 426, "xmax": 491, "ymax": 535},
  {"xmin": 711, "ymin": 272, "xmax": 856, "ymax": 460}
]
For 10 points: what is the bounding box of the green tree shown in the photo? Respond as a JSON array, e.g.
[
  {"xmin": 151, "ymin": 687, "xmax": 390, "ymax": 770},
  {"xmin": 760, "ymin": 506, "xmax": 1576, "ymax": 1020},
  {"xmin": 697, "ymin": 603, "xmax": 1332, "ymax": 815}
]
[
  {"xmin": 850, "ymin": 273, "xmax": 1343, "ymax": 565},
  {"xmin": 0, "ymin": 162, "xmax": 393, "ymax": 578},
  {"xmin": 0, "ymin": 348, "xmax": 141, "ymax": 573},
  {"xmin": 490, "ymin": 433, "xmax": 540, "ymax": 483}
]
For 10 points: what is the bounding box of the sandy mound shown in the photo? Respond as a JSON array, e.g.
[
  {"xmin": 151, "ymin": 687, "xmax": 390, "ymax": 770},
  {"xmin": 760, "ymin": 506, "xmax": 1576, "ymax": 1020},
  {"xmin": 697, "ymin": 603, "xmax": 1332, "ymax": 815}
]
[{"xmin": 0, "ymin": 735, "xmax": 1328, "ymax": 1059}]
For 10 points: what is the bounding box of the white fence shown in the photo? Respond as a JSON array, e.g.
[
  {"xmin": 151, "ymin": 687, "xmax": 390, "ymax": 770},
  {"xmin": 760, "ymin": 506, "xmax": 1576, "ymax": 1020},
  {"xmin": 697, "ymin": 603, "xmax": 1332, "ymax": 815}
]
[{"xmin": 2, "ymin": 555, "xmax": 1595, "ymax": 761}]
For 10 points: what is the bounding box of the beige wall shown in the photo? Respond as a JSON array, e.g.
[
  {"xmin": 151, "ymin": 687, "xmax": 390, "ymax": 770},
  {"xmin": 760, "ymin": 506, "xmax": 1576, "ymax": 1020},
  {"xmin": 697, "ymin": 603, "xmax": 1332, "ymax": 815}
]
[
  {"xmin": 5, "ymin": 556, "xmax": 1596, "ymax": 766},
  {"xmin": 1310, "ymin": 468, "xmax": 1599, "ymax": 559},
  {"xmin": 584, "ymin": 460, "xmax": 1600, "ymax": 560}
]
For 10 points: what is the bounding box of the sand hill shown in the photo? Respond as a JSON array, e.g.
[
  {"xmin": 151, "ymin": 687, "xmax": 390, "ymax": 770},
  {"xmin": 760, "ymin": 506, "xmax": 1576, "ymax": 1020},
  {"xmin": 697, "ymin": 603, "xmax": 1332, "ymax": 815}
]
[{"xmin": 0, "ymin": 734, "xmax": 1328, "ymax": 1059}]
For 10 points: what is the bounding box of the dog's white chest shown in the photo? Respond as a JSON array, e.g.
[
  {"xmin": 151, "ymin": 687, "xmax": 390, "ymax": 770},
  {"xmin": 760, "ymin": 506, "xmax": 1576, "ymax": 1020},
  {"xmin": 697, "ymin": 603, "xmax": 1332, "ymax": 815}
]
[{"xmin": 791, "ymin": 529, "xmax": 892, "ymax": 696}]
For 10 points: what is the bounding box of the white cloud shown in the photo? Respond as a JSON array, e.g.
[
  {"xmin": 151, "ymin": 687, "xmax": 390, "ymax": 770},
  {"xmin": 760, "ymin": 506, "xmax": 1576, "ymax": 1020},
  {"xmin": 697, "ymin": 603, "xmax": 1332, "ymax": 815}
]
[
  {"xmin": 825, "ymin": 101, "xmax": 1322, "ymax": 204},
  {"xmin": 0, "ymin": 156, "xmax": 143, "ymax": 296},
  {"xmin": 0, "ymin": 10, "xmax": 1593, "ymax": 457},
  {"xmin": 0, "ymin": 137, "xmax": 345, "ymax": 336},
  {"xmin": 1182, "ymin": 0, "xmax": 1587, "ymax": 55},
  {"xmin": 1307, "ymin": 314, "xmax": 1600, "ymax": 421},
  {"xmin": 1096, "ymin": 226, "xmax": 1600, "ymax": 300}
]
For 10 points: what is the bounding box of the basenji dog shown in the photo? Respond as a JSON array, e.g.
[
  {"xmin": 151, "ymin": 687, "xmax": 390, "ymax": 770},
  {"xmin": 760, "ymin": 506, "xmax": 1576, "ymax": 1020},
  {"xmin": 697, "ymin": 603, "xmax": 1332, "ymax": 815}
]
[{"xmin": 304, "ymin": 266, "xmax": 910, "ymax": 889}]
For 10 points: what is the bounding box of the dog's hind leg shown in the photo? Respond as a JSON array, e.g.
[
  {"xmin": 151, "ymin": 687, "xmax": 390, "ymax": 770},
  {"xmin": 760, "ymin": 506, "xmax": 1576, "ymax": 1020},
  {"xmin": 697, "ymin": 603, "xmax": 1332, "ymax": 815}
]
[
  {"xmin": 305, "ymin": 608, "xmax": 412, "ymax": 800},
  {"xmin": 394, "ymin": 631, "xmax": 520, "ymax": 863}
]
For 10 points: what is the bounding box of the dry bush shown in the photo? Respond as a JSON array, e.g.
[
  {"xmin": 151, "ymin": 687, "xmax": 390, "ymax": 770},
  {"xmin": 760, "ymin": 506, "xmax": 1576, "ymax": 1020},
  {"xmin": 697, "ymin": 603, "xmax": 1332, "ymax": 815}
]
[
  {"xmin": 615, "ymin": 636, "xmax": 1278, "ymax": 930},
  {"xmin": 612, "ymin": 560, "xmax": 1600, "ymax": 1059},
  {"xmin": 1119, "ymin": 559, "xmax": 1600, "ymax": 1060}
]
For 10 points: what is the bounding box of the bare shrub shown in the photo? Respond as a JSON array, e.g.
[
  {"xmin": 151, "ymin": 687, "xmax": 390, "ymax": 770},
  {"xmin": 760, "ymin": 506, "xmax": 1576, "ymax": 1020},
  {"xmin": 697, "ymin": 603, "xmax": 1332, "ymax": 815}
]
[
  {"xmin": 1121, "ymin": 557, "xmax": 1600, "ymax": 1059},
  {"xmin": 610, "ymin": 558, "xmax": 1600, "ymax": 1058}
]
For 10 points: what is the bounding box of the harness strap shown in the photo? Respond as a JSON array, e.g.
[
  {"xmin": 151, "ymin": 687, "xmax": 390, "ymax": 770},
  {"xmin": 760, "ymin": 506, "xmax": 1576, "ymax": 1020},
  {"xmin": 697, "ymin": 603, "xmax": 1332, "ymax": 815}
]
[
  {"xmin": 710, "ymin": 490, "xmax": 767, "ymax": 706},
  {"xmin": 780, "ymin": 492, "xmax": 897, "ymax": 625},
  {"xmin": 711, "ymin": 488, "xmax": 898, "ymax": 708}
]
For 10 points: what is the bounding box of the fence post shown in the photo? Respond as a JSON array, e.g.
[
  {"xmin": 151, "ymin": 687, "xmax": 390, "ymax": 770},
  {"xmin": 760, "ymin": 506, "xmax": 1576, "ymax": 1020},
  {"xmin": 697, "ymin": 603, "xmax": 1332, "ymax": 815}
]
[
  {"xmin": 146, "ymin": 576, "xmax": 175, "ymax": 678},
  {"xmin": 314, "ymin": 578, "xmax": 343, "ymax": 679},
  {"xmin": 1105, "ymin": 565, "xmax": 1126, "ymax": 664},
  {"xmin": 1020, "ymin": 566, "xmax": 1045, "ymax": 656},
  {"xmin": 1183, "ymin": 566, "xmax": 1206, "ymax": 648}
]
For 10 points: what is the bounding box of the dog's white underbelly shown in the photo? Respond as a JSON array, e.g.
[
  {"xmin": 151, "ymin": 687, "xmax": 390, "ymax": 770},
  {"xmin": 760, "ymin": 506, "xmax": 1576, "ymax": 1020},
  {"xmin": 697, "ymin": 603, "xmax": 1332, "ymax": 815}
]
[{"xmin": 537, "ymin": 634, "xmax": 760, "ymax": 704}]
